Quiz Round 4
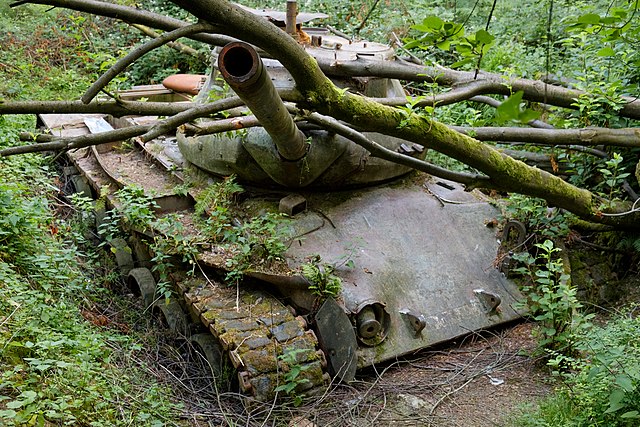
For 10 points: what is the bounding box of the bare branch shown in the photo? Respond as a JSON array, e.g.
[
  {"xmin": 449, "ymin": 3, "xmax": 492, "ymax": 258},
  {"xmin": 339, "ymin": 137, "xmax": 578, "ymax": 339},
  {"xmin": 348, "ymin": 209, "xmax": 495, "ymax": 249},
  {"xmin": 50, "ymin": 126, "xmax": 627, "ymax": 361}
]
[
  {"xmin": 186, "ymin": 115, "xmax": 262, "ymax": 136},
  {"xmin": 131, "ymin": 24, "xmax": 206, "ymax": 59},
  {"xmin": 298, "ymin": 108, "xmax": 491, "ymax": 187},
  {"xmin": 315, "ymin": 58, "xmax": 640, "ymax": 119},
  {"xmin": 82, "ymin": 22, "xmax": 216, "ymax": 104},
  {"xmin": 0, "ymin": 125, "xmax": 150, "ymax": 156},
  {"xmin": 10, "ymin": 0, "xmax": 234, "ymax": 46},
  {"xmin": 139, "ymin": 96, "xmax": 246, "ymax": 142},
  {"xmin": 0, "ymin": 100, "xmax": 196, "ymax": 117},
  {"xmin": 451, "ymin": 126, "xmax": 640, "ymax": 148},
  {"xmin": 371, "ymin": 81, "xmax": 497, "ymax": 108}
]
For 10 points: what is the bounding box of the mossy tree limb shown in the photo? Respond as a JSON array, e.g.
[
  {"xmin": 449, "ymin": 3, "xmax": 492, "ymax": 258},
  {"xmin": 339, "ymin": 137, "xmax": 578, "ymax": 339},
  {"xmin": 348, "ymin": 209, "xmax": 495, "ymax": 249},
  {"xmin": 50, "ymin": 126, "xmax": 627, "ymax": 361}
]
[
  {"xmin": 168, "ymin": 0, "xmax": 640, "ymax": 228},
  {"xmin": 7, "ymin": 0, "xmax": 640, "ymax": 228}
]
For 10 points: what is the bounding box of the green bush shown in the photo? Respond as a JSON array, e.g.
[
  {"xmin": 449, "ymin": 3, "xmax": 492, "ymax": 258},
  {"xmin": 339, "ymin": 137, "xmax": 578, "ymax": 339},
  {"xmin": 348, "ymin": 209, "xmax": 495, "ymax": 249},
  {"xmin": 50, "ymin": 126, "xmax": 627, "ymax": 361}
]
[
  {"xmin": 511, "ymin": 307, "xmax": 640, "ymax": 427},
  {"xmin": 513, "ymin": 240, "xmax": 592, "ymax": 353}
]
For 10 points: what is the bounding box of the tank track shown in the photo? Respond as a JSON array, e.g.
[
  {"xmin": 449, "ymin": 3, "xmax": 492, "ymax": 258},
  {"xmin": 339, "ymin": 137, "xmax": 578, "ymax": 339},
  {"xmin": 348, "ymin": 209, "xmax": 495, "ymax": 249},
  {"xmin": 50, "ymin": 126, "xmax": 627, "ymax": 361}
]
[
  {"xmin": 62, "ymin": 146, "xmax": 329, "ymax": 403},
  {"xmin": 178, "ymin": 275, "xmax": 329, "ymax": 402}
]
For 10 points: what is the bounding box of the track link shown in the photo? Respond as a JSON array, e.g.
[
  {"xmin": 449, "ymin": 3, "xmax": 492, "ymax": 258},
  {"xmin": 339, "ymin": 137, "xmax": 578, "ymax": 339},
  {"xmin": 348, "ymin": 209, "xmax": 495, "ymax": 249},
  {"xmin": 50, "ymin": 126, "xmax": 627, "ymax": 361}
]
[{"xmin": 180, "ymin": 276, "xmax": 329, "ymax": 402}]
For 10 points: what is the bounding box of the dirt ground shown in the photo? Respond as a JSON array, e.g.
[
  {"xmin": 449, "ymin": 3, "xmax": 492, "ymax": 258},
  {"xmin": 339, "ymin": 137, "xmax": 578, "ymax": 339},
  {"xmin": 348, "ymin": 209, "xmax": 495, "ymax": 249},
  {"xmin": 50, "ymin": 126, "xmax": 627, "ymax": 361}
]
[
  {"xmin": 153, "ymin": 319, "xmax": 552, "ymax": 427},
  {"xmin": 289, "ymin": 321, "xmax": 552, "ymax": 427}
]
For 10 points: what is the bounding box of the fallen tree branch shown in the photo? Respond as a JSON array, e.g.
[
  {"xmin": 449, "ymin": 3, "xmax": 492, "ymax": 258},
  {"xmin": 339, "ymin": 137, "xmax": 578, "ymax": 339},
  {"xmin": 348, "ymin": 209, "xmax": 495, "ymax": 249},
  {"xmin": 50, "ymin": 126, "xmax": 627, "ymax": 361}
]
[
  {"xmin": 0, "ymin": 88, "xmax": 304, "ymax": 117},
  {"xmin": 10, "ymin": 0, "xmax": 234, "ymax": 46},
  {"xmin": 371, "ymin": 80, "xmax": 497, "ymax": 108},
  {"xmin": 0, "ymin": 124, "xmax": 150, "ymax": 156},
  {"xmin": 185, "ymin": 115, "xmax": 262, "ymax": 136},
  {"xmin": 2, "ymin": 97, "xmax": 248, "ymax": 156},
  {"xmin": 0, "ymin": 100, "xmax": 197, "ymax": 117},
  {"xmin": 298, "ymin": 108, "xmax": 491, "ymax": 187},
  {"xmin": 313, "ymin": 57, "xmax": 640, "ymax": 119},
  {"xmin": 451, "ymin": 126, "xmax": 640, "ymax": 148},
  {"xmin": 138, "ymin": 96, "xmax": 246, "ymax": 142}
]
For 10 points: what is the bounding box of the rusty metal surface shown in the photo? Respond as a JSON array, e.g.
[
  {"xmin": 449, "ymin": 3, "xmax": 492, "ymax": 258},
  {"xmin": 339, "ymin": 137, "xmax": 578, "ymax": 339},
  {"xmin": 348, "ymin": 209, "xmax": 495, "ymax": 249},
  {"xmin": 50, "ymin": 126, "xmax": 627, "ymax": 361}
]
[{"xmin": 286, "ymin": 178, "xmax": 524, "ymax": 368}]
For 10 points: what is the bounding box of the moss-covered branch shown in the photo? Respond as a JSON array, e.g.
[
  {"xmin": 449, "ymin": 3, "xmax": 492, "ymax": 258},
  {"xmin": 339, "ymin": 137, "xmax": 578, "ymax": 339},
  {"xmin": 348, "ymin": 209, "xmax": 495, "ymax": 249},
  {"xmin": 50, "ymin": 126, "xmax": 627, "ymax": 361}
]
[{"xmin": 8, "ymin": 0, "xmax": 640, "ymax": 229}]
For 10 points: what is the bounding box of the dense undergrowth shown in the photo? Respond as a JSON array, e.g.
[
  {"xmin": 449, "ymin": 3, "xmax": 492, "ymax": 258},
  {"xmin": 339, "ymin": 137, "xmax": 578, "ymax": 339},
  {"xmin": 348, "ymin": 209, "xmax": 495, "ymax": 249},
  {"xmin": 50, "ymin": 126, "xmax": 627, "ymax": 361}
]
[
  {"xmin": 0, "ymin": 115, "xmax": 187, "ymax": 424},
  {"xmin": 1, "ymin": 0, "xmax": 640, "ymax": 425},
  {"xmin": 0, "ymin": 9, "xmax": 191, "ymax": 421}
]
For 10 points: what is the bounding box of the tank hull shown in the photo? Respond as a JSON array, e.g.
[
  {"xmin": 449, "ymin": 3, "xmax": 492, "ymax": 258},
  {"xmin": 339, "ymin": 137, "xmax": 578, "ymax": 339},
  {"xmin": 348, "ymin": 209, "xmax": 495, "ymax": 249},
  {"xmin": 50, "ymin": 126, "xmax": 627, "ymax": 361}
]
[{"xmin": 284, "ymin": 182, "xmax": 523, "ymax": 368}]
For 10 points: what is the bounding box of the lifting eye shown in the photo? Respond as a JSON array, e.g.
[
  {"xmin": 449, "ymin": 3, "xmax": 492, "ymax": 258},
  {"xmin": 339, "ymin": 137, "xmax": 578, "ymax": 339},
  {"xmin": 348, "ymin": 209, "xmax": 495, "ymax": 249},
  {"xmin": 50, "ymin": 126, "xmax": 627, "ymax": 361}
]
[
  {"xmin": 399, "ymin": 309, "xmax": 427, "ymax": 336},
  {"xmin": 474, "ymin": 289, "xmax": 502, "ymax": 313}
]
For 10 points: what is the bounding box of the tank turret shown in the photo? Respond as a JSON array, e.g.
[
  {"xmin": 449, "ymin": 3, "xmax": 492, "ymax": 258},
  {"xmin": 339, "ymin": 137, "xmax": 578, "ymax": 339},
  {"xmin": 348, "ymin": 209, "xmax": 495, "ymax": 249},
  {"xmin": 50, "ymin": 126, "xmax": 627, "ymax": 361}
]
[{"xmin": 177, "ymin": 24, "xmax": 422, "ymax": 188}]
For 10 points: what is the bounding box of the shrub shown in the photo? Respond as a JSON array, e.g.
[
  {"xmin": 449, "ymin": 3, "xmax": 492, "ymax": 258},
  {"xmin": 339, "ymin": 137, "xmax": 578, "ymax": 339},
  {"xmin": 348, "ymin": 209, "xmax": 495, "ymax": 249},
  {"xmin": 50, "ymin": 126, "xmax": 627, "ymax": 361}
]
[{"xmin": 511, "ymin": 307, "xmax": 640, "ymax": 427}]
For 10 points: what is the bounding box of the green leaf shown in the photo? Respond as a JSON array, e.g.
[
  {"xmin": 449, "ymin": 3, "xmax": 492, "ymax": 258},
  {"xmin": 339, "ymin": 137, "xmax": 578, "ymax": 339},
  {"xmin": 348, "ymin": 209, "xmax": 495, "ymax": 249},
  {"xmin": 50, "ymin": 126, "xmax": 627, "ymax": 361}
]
[
  {"xmin": 600, "ymin": 16, "xmax": 620, "ymax": 25},
  {"xmin": 597, "ymin": 47, "xmax": 616, "ymax": 57},
  {"xmin": 518, "ymin": 109, "xmax": 541, "ymax": 123},
  {"xmin": 414, "ymin": 16, "xmax": 443, "ymax": 31},
  {"xmin": 404, "ymin": 33, "xmax": 427, "ymax": 44},
  {"xmin": 450, "ymin": 57, "xmax": 474, "ymax": 68},
  {"xmin": 21, "ymin": 390, "xmax": 37, "ymax": 401},
  {"xmin": 475, "ymin": 29, "xmax": 495, "ymax": 45},
  {"xmin": 578, "ymin": 13, "xmax": 601, "ymax": 24},
  {"xmin": 606, "ymin": 389, "xmax": 626, "ymax": 413},
  {"xmin": 5, "ymin": 400, "xmax": 24, "ymax": 409},
  {"xmin": 436, "ymin": 40, "xmax": 451, "ymax": 50},
  {"xmin": 621, "ymin": 411, "xmax": 640, "ymax": 419},
  {"xmin": 495, "ymin": 91, "xmax": 524, "ymax": 124},
  {"xmin": 0, "ymin": 410, "xmax": 17, "ymax": 419},
  {"xmin": 615, "ymin": 374, "xmax": 634, "ymax": 391}
]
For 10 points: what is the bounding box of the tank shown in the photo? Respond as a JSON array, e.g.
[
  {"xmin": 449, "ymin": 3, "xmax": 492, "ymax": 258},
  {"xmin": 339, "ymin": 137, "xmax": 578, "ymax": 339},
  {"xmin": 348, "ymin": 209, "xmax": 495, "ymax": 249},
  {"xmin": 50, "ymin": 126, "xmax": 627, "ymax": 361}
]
[{"xmin": 41, "ymin": 2, "xmax": 524, "ymax": 404}]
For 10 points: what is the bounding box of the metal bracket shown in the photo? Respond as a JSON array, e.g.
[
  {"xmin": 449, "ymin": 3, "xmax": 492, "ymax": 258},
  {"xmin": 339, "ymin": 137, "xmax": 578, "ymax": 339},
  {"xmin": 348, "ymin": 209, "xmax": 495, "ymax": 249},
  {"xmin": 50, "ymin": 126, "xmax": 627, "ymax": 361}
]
[
  {"xmin": 474, "ymin": 289, "xmax": 502, "ymax": 313},
  {"xmin": 399, "ymin": 309, "xmax": 427, "ymax": 337}
]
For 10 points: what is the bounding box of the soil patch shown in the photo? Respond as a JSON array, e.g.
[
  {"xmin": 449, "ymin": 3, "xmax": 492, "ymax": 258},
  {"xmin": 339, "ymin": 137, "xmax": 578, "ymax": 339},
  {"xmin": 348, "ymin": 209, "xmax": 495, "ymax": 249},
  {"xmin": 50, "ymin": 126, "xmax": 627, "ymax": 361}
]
[{"xmin": 281, "ymin": 322, "xmax": 554, "ymax": 426}]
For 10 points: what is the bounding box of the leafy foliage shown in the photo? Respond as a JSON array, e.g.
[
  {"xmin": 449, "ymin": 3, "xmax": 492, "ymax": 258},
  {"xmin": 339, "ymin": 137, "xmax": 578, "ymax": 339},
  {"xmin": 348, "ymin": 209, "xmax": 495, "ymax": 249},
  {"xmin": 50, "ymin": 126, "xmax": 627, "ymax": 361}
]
[
  {"xmin": 300, "ymin": 257, "xmax": 343, "ymax": 299},
  {"xmin": 512, "ymin": 307, "xmax": 640, "ymax": 427},
  {"xmin": 597, "ymin": 153, "xmax": 631, "ymax": 206},
  {"xmin": 0, "ymin": 116, "xmax": 182, "ymax": 426},
  {"xmin": 274, "ymin": 348, "xmax": 311, "ymax": 407},
  {"xmin": 513, "ymin": 240, "xmax": 593, "ymax": 353},
  {"xmin": 494, "ymin": 91, "xmax": 542, "ymax": 124},
  {"xmin": 501, "ymin": 194, "xmax": 573, "ymax": 239},
  {"xmin": 194, "ymin": 175, "xmax": 244, "ymax": 240},
  {"xmin": 404, "ymin": 15, "xmax": 496, "ymax": 69},
  {"xmin": 224, "ymin": 212, "xmax": 291, "ymax": 283}
]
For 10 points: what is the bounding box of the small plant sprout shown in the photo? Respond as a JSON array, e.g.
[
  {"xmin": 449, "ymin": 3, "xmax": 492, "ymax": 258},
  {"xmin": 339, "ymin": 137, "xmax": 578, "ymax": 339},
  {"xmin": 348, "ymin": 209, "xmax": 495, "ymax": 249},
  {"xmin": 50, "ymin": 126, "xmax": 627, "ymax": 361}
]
[{"xmin": 274, "ymin": 348, "xmax": 311, "ymax": 406}]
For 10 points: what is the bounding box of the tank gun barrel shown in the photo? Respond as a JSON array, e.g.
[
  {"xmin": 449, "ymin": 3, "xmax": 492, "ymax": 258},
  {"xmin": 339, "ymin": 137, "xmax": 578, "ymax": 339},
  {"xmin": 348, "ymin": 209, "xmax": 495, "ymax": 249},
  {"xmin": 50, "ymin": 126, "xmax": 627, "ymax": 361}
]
[{"xmin": 218, "ymin": 42, "xmax": 307, "ymax": 161}]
